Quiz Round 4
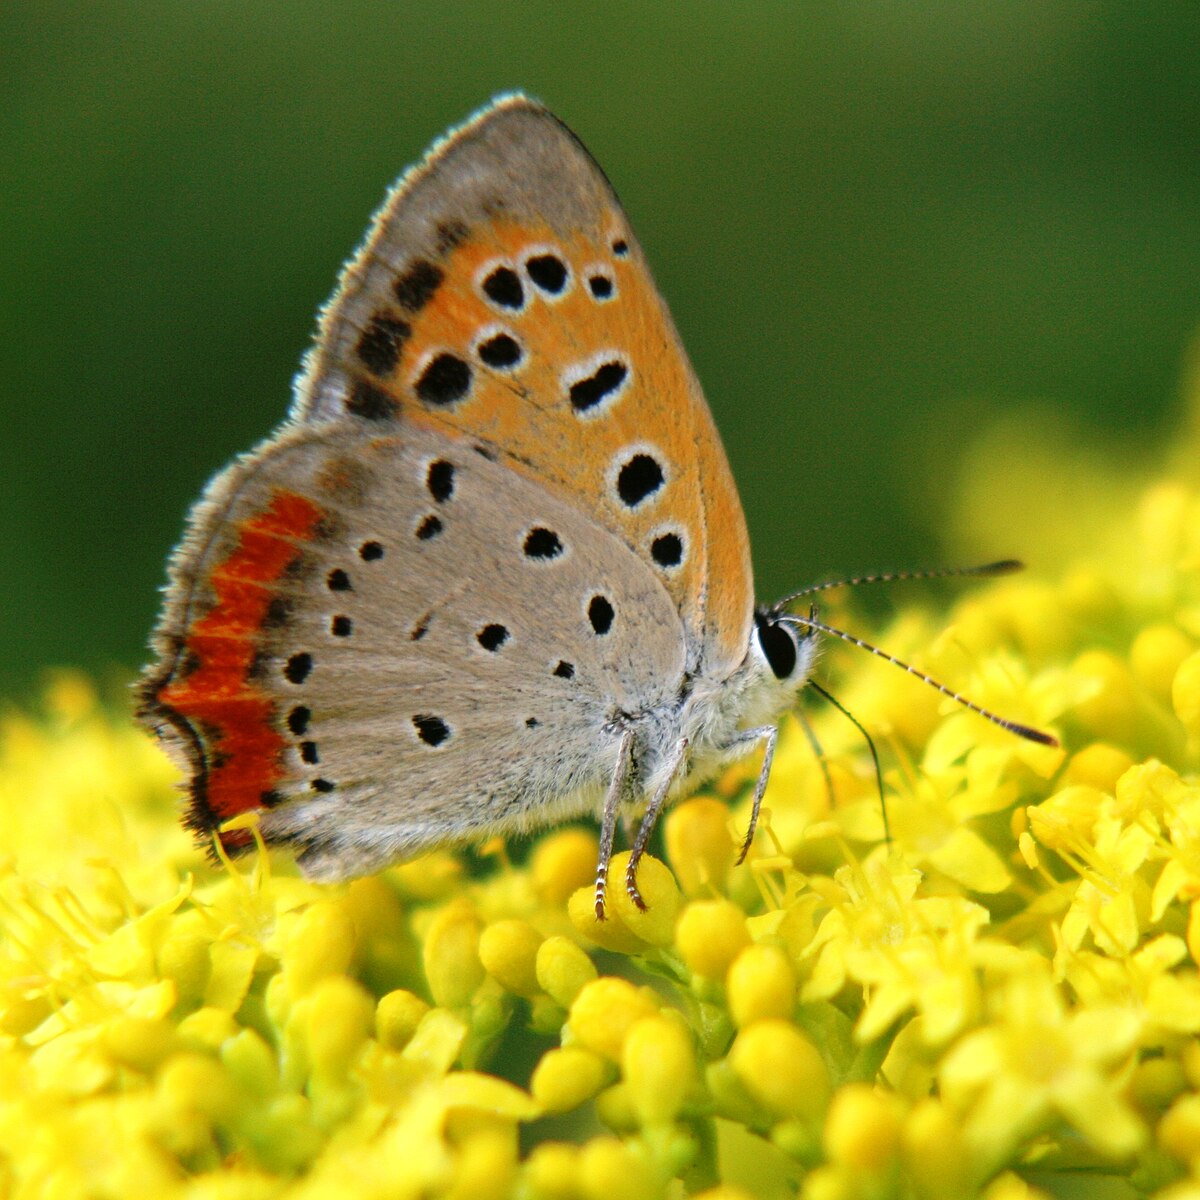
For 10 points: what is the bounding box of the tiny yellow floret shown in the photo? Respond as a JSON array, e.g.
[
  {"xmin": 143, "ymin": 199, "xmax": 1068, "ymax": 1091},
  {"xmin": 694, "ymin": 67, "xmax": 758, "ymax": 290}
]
[
  {"xmin": 535, "ymin": 935, "xmax": 598, "ymax": 1008},
  {"xmin": 530, "ymin": 1045, "xmax": 610, "ymax": 1113},
  {"xmin": 727, "ymin": 1019, "xmax": 829, "ymax": 1121},
  {"xmin": 665, "ymin": 796, "xmax": 737, "ymax": 897},
  {"xmin": 422, "ymin": 898, "xmax": 485, "ymax": 1007},
  {"xmin": 375, "ymin": 988, "xmax": 430, "ymax": 1051},
  {"xmin": 478, "ymin": 918, "xmax": 544, "ymax": 998},
  {"xmin": 568, "ymin": 977, "xmax": 660, "ymax": 1061},
  {"xmin": 725, "ymin": 943, "xmax": 796, "ymax": 1027},
  {"xmin": 531, "ymin": 828, "xmax": 600, "ymax": 905},
  {"xmin": 675, "ymin": 899, "xmax": 751, "ymax": 980},
  {"xmin": 824, "ymin": 1082, "xmax": 902, "ymax": 1173},
  {"xmin": 305, "ymin": 975, "xmax": 374, "ymax": 1080},
  {"xmin": 622, "ymin": 1014, "xmax": 697, "ymax": 1125}
]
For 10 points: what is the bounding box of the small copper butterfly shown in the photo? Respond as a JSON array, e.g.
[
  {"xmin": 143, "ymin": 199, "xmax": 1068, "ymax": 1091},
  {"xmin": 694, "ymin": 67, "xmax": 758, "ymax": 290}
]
[{"xmin": 139, "ymin": 95, "xmax": 1055, "ymax": 917}]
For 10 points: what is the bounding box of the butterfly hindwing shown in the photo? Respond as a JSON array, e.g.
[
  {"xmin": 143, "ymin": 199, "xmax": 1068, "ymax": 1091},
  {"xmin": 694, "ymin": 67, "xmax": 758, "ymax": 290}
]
[{"xmin": 141, "ymin": 420, "xmax": 688, "ymax": 876}]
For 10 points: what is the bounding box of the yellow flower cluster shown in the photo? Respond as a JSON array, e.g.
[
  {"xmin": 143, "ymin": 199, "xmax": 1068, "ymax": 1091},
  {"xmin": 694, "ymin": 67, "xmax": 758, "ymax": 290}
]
[{"xmin": 2, "ymin": 442, "xmax": 1199, "ymax": 1198}]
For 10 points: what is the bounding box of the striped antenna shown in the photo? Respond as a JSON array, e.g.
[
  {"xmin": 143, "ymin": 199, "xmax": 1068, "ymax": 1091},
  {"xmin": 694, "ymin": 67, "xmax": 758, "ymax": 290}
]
[
  {"xmin": 777, "ymin": 612, "xmax": 1059, "ymax": 746},
  {"xmin": 775, "ymin": 559, "xmax": 1023, "ymax": 609}
]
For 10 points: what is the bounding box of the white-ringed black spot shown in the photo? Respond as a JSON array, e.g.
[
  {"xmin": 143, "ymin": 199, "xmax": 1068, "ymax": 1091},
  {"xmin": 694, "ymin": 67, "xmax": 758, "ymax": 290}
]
[
  {"xmin": 478, "ymin": 332, "xmax": 523, "ymax": 369},
  {"xmin": 287, "ymin": 705, "xmax": 311, "ymax": 735},
  {"xmin": 415, "ymin": 353, "xmax": 472, "ymax": 406},
  {"xmin": 360, "ymin": 541, "xmax": 384, "ymax": 561},
  {"xmin": 311, "ymin": 778, "xmax": 336, "ymax": 794},
  {"xmin": 588, "ymin": 274, "xmax": 614, "ymax": 300},
  {"xmin": 482, "ymin": 265, "xmax": 524, "ymax": 310},
  {"xmin": 616, "ymin": 453, "xmax": 665, "ymax": 507},
  {"xmin": 284, "ymin": 652, "xmax": 313, "ymax": 684},
  {"xmin": 331, "ymin": 615, "xmax": 352, "ymax": 637},
  {"xmin": 416, "ymin": 514, "xmax": 443, "ymax": 541},
  {"xmin": 523, "ymin": 527, "xmax": 563, "ymax": 559},
  {"xmin": 553, "ymin": 660, "xmax": 575, "ymax": 679},
  {"xmin": 525, "ymin": 717, "xmax": 540, "ymax": 728},
  {"xmin": 526, "ymin": 253, "xmax": 569, "ymax": 294},
  {"xmin": 650, "ymin": 532, "xmax": 684, "ymax": 569},
  {"xmin": 588, "ymin": 595, "xmax": 615, "ymax": 635},
  {"xmin": 326, "ymin": 568, "xmax": 352, "ymax": 592},
  {"xmin": 612, "ymin": 237, "xmax": 629, "ymax": 257},
  {"xmin": 300, "ymin": 741, "xmax": 319, "ymax": 765},
  {"xmin": 413, "ymin": 714, "xmax": 451, "ymax": 747},
  {"xmin": 477, "ymin": 623, "xmax": 509, "ymax": 651},
  {"xmin": 568, "ymin": 358, "xmax": 629, "ymax": 415},
  {"xmin": 426, "ymin": 459, "xmax": 455, "ymax": 502}
]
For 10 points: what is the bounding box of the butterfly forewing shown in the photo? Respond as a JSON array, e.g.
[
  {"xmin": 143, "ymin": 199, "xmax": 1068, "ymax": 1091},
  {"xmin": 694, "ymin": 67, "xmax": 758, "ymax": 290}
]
[{"xmin": 294, "ymin": 94, "xmax": 754, "ymax": 676}]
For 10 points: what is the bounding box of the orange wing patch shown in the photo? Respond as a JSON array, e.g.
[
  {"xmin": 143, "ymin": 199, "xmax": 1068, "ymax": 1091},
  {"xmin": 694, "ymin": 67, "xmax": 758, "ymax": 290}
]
[
  {"xmin": 338, "ymin": 217, "xmax": 752, "ymax": 672},
  {"xmin": 150, "ymin": 490, "xmax": 326, "ymax": 841}
]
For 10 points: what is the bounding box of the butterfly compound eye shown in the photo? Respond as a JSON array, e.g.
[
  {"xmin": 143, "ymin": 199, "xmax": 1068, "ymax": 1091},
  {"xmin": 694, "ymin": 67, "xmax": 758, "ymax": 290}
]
[{"xmin": 754, "ymin": 613, "xmax": 798, "ymax": 680}]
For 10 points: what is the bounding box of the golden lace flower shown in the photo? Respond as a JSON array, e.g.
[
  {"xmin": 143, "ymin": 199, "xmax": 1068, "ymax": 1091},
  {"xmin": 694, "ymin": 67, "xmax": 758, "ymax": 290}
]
[{"xmin": 4, "ymin": 386, "xmax": 1200, "ymax": 1196}]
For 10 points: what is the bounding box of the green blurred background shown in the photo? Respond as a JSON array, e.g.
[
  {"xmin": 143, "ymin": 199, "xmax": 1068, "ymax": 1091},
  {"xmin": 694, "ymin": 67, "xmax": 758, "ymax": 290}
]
[{"xmin": 3, "ymin": 2, "xmax": 1199, "ymax": 689}]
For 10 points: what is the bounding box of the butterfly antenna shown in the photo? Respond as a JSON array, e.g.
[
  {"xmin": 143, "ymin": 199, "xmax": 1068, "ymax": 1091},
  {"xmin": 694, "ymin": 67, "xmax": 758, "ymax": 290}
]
[
  {"xmin": 806, "ymin": 679, "xmax": 891, "ymax": 842},
  {"xmin": 775, "ymin": 559, "xmax": 1023, "ymax": 609},
  {"xmin": 777, "ymin": 612, "xmax": 1059, "ymax": 747}
]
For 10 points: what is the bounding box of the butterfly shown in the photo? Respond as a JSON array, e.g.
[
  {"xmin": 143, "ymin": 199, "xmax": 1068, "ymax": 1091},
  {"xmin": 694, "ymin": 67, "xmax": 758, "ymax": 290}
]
[{"xmin": 138, "ymin": 94, "xmax": 1054, "ymax": 918}]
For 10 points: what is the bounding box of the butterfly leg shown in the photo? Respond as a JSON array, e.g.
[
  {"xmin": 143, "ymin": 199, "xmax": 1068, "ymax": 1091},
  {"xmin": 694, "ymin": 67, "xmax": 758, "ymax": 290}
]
[
  {"xmin": 594, "ymin": 728, "xmax": 636, "ymax": 921},
  {"xmin": 717, "ymin": 725, "xmax": 778, "ymax": 865},
  {"xmin": 625, "ymin": 736, "xmax": 690, "ymax": 911}
]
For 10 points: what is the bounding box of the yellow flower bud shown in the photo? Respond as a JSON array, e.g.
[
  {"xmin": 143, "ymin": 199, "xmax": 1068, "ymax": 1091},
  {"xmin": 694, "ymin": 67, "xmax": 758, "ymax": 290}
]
[
  {"xmin": 285, "ymin": 901, "xmax": 357, "ymax": 999},
  {"xmin": 444, "ymin": 1125, "xmax": 518, "ymax": 1200},
  {"xmin": 665, "ymin": 797, "xmax": 736, "ymax": 897},
  {"xmin": 531, "ymin": 1046, "xmax": 611, "ymax": 1113},
  {"xmin": 1072, "ymin": 649, "xmax": 1139, "ymax": 739},
  {"xmin": 1132, "ymin": 625, "xmax": 1195, "ymax": 702},
  {"xmin": 622, "ymin": 1014, "xmax": 696, "ymax": 1125},
  {"xmin": 903, "ymin": 1098, "xmax": 971, "ymax": 1199},
  {"xmin": 568, "ymin": 886, "xmax": 645, "ymax": 954},
  {"xmin": 524, "ymin": 1142, "xmax": 581, "ymax": 1199},
  {"xmin": 305, "ymin": 976, "xmax": 374, "ymax": 1080},
  {"xmin": 422, "ymin": 898, "xmax": 485, "ymax": 1008},
  {"xmin": 220, "ymin": 1028, "xmax": 278, "ymax": 1097},
  {"xmin": 728, "ymin": 1019, "xmax": 829, "ymax": 1121},
  {"xmin": 824, "ymin": 1083, "xmax": 901, "ymax": 1173},
  {"xmin": 578, "ymin": 1135, "xmax": 657, "ymax": 1200},
  {"xmin": 1159, "ymin": 1093, "xmax": 1200, "ymax": 1163},
  {"xmin": 726, "ymin": 943, "xmax": 796, "ymax": 1027},
  {"xmin": 1063, "ymin": 742, "xmax": 1136, "ymax": 792},
  {"xmin": 157, "ymin": 1051, "xmax": 238, "ymax": 1124},
  {"xmin": 1173, "ymin": 649, "xmax": 1200, "ymax": 738},
  {"xmin": 478, "ymin": 918, "xmax": 544, "ymax": 998},
  {"xmin": 176, "ymin": 1006, "xmax": 239, "ymax": 1052},
  {"xmin": 102, "ymin": 1015, "xmax": 176, "ymax": 1073},
  {"xmin": 607, "ymin": 853, "xmax": 682, "ymax": 946},
  {"xmin": 536, "ymin": 935, "xmax": 598, "ymax": 1008},
  {"xmin": 532, "ymin": 828, "xmax": 600, "ymax": 905},
  {"xmin": 376, "ymin": 988, "xmax": 430, "ymax": 1051},
  {"xmin": 676, "ymin": 899, "xmax": 750, "ymax": 981},
  {"xmin": 568, "ymin": 977, "xmax": 660, "ymax": 1061}
]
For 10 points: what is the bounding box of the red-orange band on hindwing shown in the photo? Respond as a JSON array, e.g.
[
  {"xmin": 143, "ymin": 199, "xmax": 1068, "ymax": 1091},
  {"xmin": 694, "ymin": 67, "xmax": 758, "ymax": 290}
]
[{"xmin": 157, "ymin": 490, "xmax": 326, "ymax": 828}]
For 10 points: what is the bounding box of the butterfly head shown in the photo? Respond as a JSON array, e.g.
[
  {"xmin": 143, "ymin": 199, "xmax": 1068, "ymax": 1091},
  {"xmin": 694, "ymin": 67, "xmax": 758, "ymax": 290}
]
[{"xmin": 726, "ymin": 602, "xmax": 821, "ymax": 727}]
